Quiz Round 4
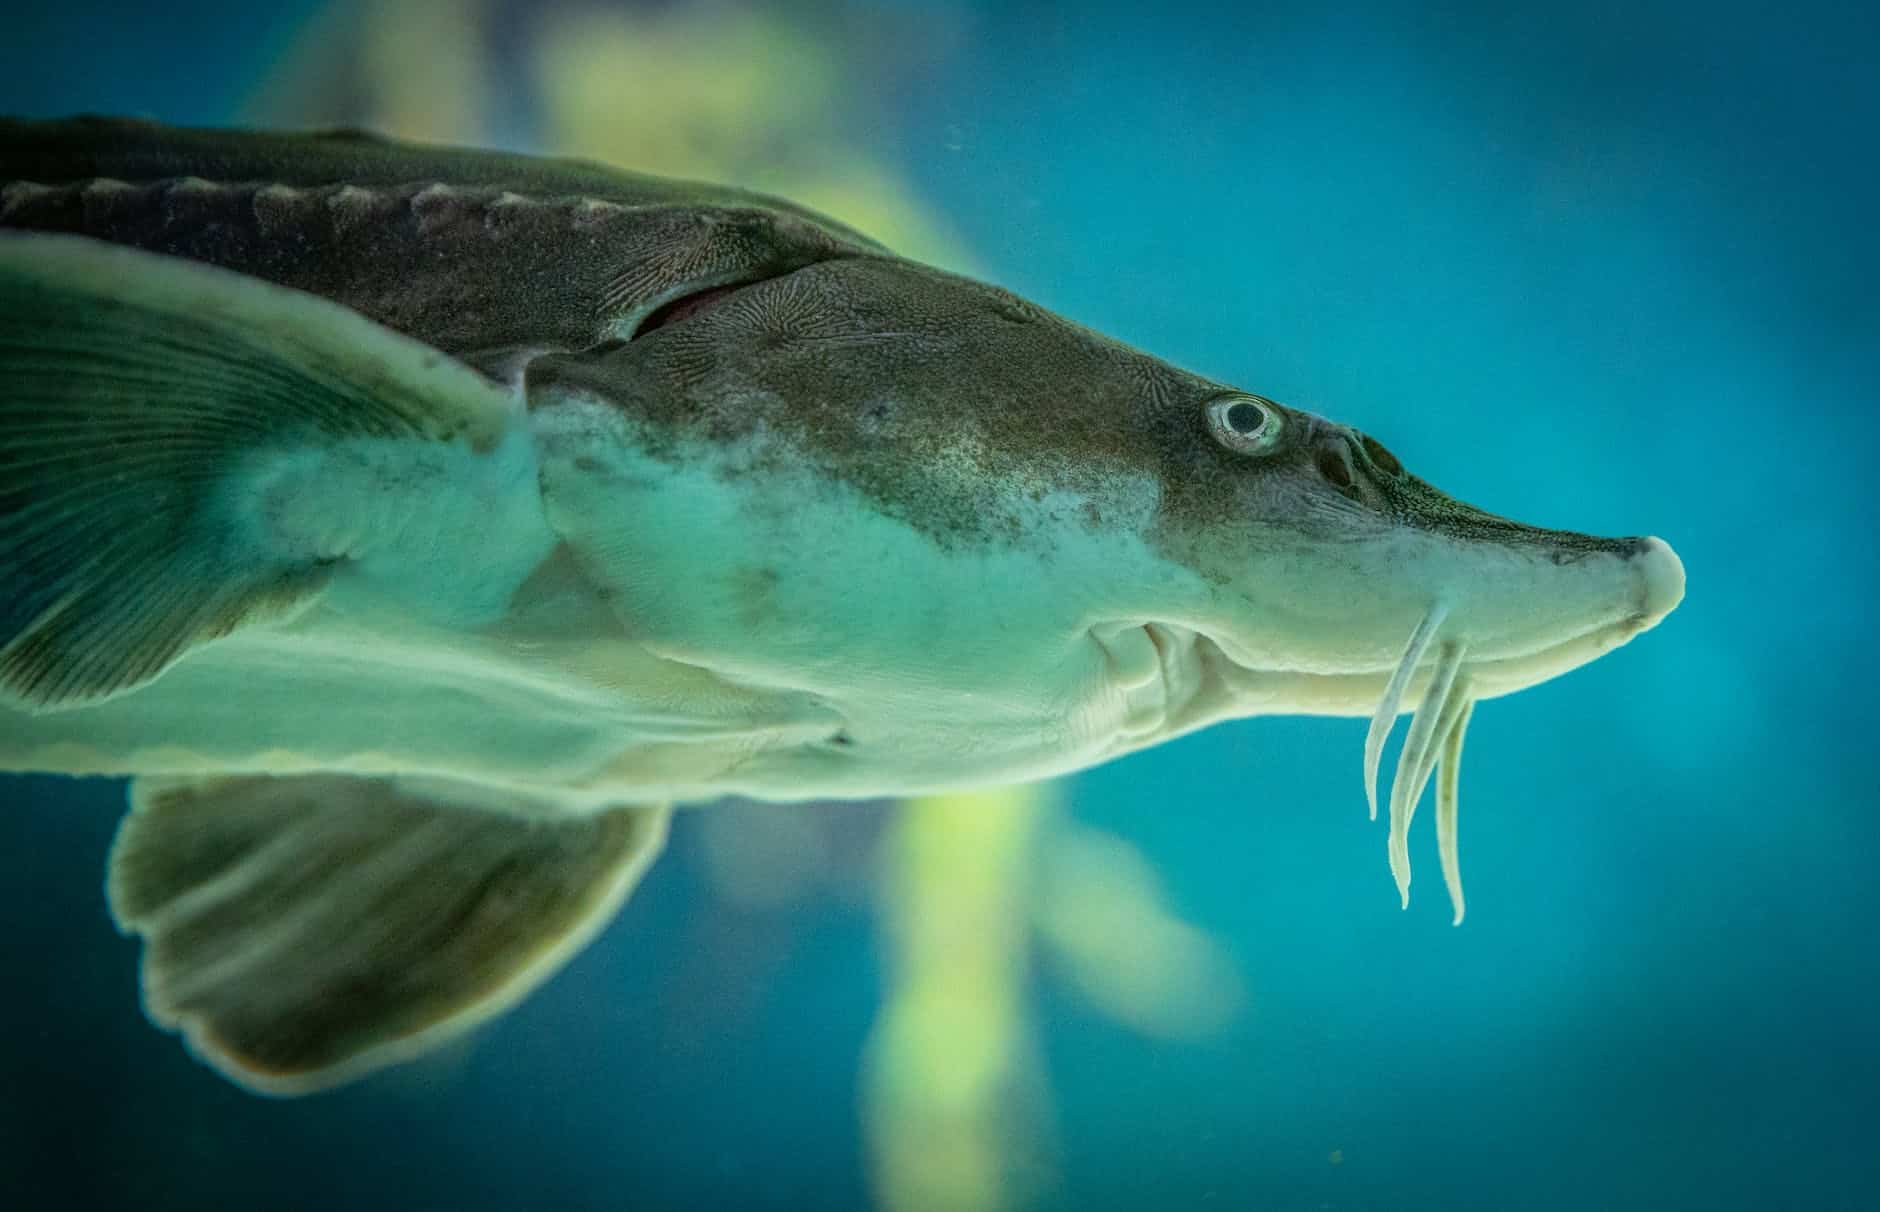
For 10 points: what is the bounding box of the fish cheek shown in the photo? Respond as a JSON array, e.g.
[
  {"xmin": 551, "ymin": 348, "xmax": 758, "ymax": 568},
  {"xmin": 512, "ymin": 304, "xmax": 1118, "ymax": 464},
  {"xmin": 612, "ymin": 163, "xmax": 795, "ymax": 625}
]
[{"xmin": 1145, "ymin": 448, "xmax": 1358, "ymax": 597}]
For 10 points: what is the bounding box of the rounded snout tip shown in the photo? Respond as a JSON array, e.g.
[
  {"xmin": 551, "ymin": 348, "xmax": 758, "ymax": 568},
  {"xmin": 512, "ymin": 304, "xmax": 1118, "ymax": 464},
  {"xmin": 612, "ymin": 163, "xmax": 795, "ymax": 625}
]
[{"xmin": 1629, "ymin": 535, "xmax": 1686, "ymax": 624}]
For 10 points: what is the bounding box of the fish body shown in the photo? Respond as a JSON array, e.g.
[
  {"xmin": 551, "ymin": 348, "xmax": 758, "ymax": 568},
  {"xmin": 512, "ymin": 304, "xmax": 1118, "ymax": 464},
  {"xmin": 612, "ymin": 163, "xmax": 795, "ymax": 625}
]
[
  {"xmin": 0, "ymin": 117, "xmax": 1683, "ymax": 1093},
  {"xmin": 0, "ymin": 118, "xmax": 1193, "ymax": 801}
]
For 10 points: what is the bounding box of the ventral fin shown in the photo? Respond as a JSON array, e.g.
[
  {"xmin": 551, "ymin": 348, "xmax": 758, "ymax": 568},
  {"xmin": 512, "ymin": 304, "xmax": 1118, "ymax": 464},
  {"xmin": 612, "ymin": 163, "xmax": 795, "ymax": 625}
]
[
  {"xmin": 0, "ymin": 232, "xmax": 517, "ymax": 710},
  {"xmin": 108, "ymin": 773, "xmax": 668, "ymax": 1096}
]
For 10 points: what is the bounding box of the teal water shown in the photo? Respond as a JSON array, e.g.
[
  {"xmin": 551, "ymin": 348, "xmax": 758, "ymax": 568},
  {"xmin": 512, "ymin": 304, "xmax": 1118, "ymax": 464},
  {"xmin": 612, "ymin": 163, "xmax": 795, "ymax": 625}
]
[{"xmin": 2, "ymin": 2, "xmax": 1874, "ymax": 1209}]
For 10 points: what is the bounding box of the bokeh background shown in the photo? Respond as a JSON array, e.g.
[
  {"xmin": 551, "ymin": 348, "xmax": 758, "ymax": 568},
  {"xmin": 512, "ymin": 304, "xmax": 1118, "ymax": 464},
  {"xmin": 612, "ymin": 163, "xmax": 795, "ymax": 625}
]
[{"xmin": 2, "ymin": 1, "xmax": 1875, "ymax": 1209}]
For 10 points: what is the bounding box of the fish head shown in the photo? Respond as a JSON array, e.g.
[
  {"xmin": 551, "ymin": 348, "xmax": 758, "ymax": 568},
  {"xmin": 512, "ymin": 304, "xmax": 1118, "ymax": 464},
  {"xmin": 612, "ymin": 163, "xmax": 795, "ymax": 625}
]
[
  {"xmin": 529, "ymin": 252, "xmax": 1681, "ymax": 729},
  {"xmin": 1136, "ymin": 397, "xmax": 1687, "ymax": 719},
  {"xmin": 527, "ymin": 249, "xmax": 1680, "ymax": 915}
]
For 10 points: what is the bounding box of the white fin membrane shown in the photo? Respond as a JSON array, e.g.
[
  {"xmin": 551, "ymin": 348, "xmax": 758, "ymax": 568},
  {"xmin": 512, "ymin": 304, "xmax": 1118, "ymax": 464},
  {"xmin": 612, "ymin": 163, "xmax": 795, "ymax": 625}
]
[
  {"xmin": 1363, "ymin": 602, "xmax": 1450, "ymax": 821},
  {"xmin": 1435, "ymin": 698, "xmax": 1477, "ymax": 925},
  {"xmin": 1386, "ymin": 638, "xmax": 1468, "ymax": 907}
]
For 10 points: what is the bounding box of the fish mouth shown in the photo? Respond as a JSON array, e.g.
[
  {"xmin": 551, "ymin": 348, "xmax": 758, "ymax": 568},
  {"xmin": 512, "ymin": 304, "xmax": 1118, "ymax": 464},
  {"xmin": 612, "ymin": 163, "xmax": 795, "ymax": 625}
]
[
  {"xmin": 1337, "ymin": 536, "xmax": 1679, "ymax": 923},
  {"xmin": 1122, "ymin": 534, "xmax": 1684, "ymax": 926}
]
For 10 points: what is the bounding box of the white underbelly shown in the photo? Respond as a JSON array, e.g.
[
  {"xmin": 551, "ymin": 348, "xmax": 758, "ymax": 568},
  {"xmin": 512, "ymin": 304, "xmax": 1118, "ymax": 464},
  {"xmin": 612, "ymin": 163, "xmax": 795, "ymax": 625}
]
[{"xmin": 0, "ymin": 594, "xmax": 842, "ymax": 800}]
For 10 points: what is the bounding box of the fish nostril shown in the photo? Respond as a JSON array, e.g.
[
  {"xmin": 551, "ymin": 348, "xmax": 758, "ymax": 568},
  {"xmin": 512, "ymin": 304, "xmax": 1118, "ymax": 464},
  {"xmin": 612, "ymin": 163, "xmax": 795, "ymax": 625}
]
[
  {"xmin": 1317, "ymin": 444, "xmax": 1356, "ymax": 490},
  {"xmin": 1360, "ymin": 434, "xmax": 1404, "ymax": 478}
]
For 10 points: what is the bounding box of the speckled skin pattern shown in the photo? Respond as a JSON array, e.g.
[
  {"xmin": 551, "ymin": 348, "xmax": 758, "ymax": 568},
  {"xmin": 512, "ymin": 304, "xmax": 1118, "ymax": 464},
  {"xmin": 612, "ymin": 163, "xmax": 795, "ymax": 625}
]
[{"xmin": 0, "ymin": 115, "xmax": 1641, "ymax": 559}]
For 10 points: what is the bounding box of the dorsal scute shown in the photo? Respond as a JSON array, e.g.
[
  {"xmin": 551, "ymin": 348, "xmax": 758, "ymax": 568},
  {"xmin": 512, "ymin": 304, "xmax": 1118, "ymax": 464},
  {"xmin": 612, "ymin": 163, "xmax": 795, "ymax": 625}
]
[{"xmin": 2, "ymin": 138, "xmax": 883, "ymax": 359}]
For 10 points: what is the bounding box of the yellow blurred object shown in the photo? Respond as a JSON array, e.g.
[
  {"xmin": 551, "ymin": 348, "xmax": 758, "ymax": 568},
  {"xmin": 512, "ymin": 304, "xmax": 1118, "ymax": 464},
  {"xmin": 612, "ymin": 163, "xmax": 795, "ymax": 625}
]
[
  {"xmin": 531, "ymin": 4, "xmax": 965, "ymax": 267},
  {"xmin": 359, "ymin": 0, "xmax": 489, "ymax": 144},
  {"xmin": 247, "ymin": 0, "xmax": 490, "ymax": 141},
  {"xmin": 533, "ymin": 5, "xmax": 836, "ymax": 177},
  {"xmin": 863, "ymin": 785, "xmax": 1053, "ymax": 1212},
  {"xmin": 1036, "ymin": 824, "xmax": 1244, "ymax": 1039}
]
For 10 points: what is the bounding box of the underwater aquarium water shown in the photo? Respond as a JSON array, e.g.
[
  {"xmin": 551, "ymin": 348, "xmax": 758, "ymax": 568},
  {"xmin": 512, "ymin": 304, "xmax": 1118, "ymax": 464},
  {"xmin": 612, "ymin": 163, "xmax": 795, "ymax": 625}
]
[{"xmin": 1, "ymin": 1, "xmax": 1874, "ymax": 1209}]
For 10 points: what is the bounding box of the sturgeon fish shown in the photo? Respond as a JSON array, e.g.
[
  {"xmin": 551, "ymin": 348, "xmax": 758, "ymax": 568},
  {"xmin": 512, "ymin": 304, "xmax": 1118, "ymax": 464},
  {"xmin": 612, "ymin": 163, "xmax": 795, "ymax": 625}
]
[{"xmin": 0, "ymin": 116, "xmax": 1684, "ymax": 1094}]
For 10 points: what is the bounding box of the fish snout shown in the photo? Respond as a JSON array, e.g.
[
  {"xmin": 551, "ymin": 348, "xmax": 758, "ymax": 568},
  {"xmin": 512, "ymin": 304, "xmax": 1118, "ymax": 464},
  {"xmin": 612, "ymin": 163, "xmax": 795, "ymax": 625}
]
[{"xmin": 1622, "ymin": 535, "xmax": 1685, "ymax": 633}]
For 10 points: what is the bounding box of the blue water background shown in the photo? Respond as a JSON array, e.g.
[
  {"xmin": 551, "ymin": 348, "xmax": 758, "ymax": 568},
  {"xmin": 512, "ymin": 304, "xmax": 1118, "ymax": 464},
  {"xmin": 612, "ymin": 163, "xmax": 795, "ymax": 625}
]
[{"xmin": 1, "ymin": 2, "xmax": 1875, "ymax": 1208}]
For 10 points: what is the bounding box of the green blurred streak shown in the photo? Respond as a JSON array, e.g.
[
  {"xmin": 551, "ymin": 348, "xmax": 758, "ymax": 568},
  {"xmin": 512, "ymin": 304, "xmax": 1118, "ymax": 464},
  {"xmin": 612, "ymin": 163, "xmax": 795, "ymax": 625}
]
[{"xmin": 863, "ymin": 785, "xmax": 1054, "ymax": 1212}]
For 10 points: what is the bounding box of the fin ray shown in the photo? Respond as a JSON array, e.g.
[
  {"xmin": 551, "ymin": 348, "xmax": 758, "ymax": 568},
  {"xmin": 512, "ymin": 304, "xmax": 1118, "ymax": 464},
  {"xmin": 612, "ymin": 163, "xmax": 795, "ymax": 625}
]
[
  {"xmin": 109, "ymin": 773, "xmax": 668, "ymax": 1095},
  {"xmin": 0, "ymin": 232, "xmax": 516, "ymax": 709}
]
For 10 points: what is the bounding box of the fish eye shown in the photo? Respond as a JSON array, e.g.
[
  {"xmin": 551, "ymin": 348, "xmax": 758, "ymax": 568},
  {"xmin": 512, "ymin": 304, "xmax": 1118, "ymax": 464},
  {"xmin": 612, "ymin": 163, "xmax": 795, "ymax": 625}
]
[{"xmin": 1206, "ymin": 394, "xmax": 1283, "ymax": 455}]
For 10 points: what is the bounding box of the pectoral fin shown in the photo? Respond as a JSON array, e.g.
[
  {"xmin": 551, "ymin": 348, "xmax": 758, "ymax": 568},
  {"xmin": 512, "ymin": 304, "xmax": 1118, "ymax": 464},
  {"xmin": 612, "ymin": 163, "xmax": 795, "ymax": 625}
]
[
  {"xmin": 108, "ymin": 773, "xmax": 668, "ymax": 1096},
  {"xmin": 0, "ymin": 232, "xmax": 518, "ymax": 710}
]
